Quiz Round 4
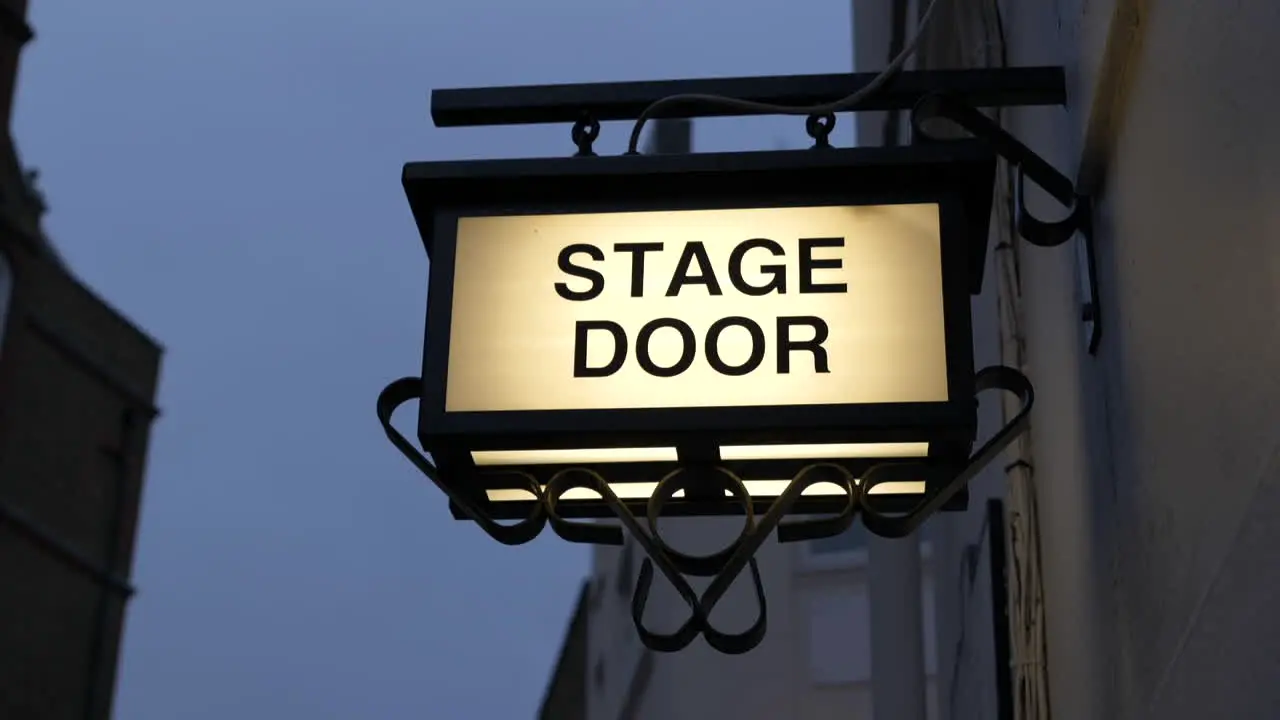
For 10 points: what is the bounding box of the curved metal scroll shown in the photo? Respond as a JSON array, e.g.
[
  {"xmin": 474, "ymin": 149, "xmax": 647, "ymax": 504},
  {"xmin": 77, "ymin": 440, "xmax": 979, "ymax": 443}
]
[
  {"xmin": 859, "ymin": 366, "xmax": 1034, "ymax": 538},
  {"xmin": 376, "ymin": 377, "xmax": 546, "ymax": 546},
  {"xmin": 545, "ymin": 463, "xmax": 860, "ymax": 654},
  {"xmin": 911, "ymin": 93, "xmax": 1088, "ymax": 245},
  {"xmin": 375, "ymin": 365, "xmax": 1034, "ymax": 654},
  {"xmin": 911, "ymin": 93, "xmax": 1101, "ymax": 353}
]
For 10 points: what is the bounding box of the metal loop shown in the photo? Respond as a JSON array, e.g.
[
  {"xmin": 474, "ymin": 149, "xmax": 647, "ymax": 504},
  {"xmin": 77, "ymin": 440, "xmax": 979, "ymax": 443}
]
[
  {"xmin": 375, "ymin": 377, "xmax": 546, "ymax": 546},
  {"xmin": 1014, "ymin": 167, "xmax": 1090, "ymax": 248},
  {"xmin": 805, "ymin": 112, "xmax": 837, "ymax": 149},
  {"xmin": 647, "ymin": 465, "xmax": 754, "ymax": 577},
  {"xmin": 542, "ymin": 468, "xmax": 709, "ymax": 654},
  {"xmin": 631, "ymin": 556, "xmax": 706, "ymax": 652},
  {"xmin": 701, "ymin": 557, "xmax": 768, "ymax": 655},
  {"xmin": 775, "ymin": 463, "xmax": 861, "ymax": 543},
  {"xmin": 630, "ymin": 462, "xmax": 860, "ymax": 654},
  {"xmin": 571, "ymin": 115, "xmax": 600, "ymax": 157},
  {"xmin": 543, "ymin": 468, "xmax": 625, "ymax": 546}
]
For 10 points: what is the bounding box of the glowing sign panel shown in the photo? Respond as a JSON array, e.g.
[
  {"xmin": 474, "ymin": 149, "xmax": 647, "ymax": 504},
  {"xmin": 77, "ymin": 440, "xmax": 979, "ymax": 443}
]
[{"xmin": 444, "ymin": 204, "xmax": 948, "ymax": 413}]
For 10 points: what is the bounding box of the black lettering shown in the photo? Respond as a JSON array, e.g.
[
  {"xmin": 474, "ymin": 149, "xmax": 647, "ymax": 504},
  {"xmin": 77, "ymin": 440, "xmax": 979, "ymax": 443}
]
[
  {"xmin": 573, "ymin": 321, "xmax": 627, "ymax": 377},
  {"xmin": 613, "ymin": 242, "xmax": 664, "ymax": 297},
  {"xmin": 798, "ymin": 237, "xmax": 847, "ymax": 294},
  {"xmin": 728, "ymin": 238, "xmax": 787, "ymax": 296},
  {"xmin": 777, "ymin": 316, "xmax": 830, "ymax": 373},
  {"xmin": 665, "ymin": 242, "xmax": 723, "ymax": 297},
  {"xmin": 705, "ymin": 317, "xmax": 765, "ymax": 376},
  {"xmin": 635, "ymin": 318, "xmax": 696, "ymax": 377},
  {"xmin": 555, "ymin": 244, "xmax": 605, "ymax": 301}
]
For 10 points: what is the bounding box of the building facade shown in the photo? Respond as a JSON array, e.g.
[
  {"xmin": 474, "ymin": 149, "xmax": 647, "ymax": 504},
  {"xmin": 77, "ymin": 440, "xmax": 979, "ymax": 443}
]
[
  {"xmin": 849, "ymin": 1, "xmax": 1280, "ymax": 719},
  {"xmin": 538, "ymin": 583, "xmax": 590, "ymax": 720},
  {"xmin": 0, "ymin": 2, "xmax": 164, "ymax": 719},
  {"xmin": 577, "ymin": 518, "xmax": 940, "ymax": 720}
]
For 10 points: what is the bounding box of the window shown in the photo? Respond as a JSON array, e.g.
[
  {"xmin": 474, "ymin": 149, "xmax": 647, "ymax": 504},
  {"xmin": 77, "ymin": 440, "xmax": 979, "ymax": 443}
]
[{"xmin": 808, "ymin": 585, "xmax": 872, "ymax": 684}]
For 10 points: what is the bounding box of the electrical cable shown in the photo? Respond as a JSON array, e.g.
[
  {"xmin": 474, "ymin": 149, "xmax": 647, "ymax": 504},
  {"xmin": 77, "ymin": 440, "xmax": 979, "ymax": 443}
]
[{"xmin": 625, "ymin": 0, "xmax": 948, "ymax": 155}]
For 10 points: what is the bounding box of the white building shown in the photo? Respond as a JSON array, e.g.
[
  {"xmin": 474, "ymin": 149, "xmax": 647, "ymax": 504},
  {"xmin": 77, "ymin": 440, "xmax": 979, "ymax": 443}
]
[
  {"xmin": 583, "ymin": 518, "xmax": 939, "ymax": 720},
  {"xmin": 855, "ymin": 1, "xmax": 1280, "ymax": 719}
]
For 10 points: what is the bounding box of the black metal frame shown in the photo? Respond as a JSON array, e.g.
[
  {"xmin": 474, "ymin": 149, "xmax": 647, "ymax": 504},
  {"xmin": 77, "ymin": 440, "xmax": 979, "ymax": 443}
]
[
  {"xmin": 376, "ymin": 65, "xmax": 1087, "ymax": 653},
  {"xmin": 403, "ymin": 142, "xmax": 994, "ymax": 523},
  {"xmin": 430, "ymin": 66, "xmax": 1065, "ymax": 127}
]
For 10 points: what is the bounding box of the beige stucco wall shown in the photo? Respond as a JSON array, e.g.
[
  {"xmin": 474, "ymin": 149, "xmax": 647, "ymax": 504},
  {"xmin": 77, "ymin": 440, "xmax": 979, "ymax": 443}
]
[{"xmin": 917, "ymin": 1, "xmax": 1280, "ymax": 719}]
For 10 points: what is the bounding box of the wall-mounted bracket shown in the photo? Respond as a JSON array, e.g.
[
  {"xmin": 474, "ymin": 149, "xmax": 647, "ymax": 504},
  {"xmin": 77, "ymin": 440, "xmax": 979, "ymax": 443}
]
[{"xmin": 911, "ymin": 94, "xmax": 1102, "ymax": 354}]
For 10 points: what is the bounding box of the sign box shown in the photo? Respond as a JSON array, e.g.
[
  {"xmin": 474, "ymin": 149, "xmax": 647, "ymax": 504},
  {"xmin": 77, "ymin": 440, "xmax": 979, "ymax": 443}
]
[{"xmin": 402, "ymin": 143, "xmax": 995, "ymax": 517}]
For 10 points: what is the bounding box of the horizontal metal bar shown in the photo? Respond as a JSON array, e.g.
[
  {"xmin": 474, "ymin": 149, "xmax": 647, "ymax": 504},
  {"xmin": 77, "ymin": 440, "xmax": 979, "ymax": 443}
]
[{"xmin": 431, "ymin": 66, "xmax": 1066, "ymax": 128}]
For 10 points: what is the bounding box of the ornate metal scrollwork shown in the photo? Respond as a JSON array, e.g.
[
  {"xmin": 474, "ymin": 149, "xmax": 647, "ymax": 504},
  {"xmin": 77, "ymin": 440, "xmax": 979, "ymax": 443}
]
[{"xmin": 376, "ymin": 365, "xmax": 1033, "ymax": 654}]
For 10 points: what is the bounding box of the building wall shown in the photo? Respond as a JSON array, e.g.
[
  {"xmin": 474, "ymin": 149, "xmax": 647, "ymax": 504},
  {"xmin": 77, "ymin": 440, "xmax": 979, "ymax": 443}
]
[
  {"xmin": 789, "ymin": 542, "xmax": 939, "ymax": 720},
  {"xmin": 538, "ymin": 583, "xmax": 590, "ymax": 720},
  {"xmin": 580, "ymin": 516, "xmax": 939, "ymax": 720},
  {"xmin": 0, "ymin": 2, "xmax": 164, "ymax": 719},
  {"xmin": 585, "ymin": 519, "xmax": 801, "ymax": 720},
  {"xmin": 908, "ymin": 0, "xmax": 1280, "ymax": 719},
  {"xmin": 1066, "ymin": 2, "xmax": 1280, "ymax": 716}
]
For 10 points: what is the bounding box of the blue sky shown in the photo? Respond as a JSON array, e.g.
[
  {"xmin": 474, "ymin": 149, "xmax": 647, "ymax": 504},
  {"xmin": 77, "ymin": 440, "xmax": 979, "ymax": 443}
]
[{"xmin": 16, "ymin": 1, "xmax": 854, "ymax": 716}]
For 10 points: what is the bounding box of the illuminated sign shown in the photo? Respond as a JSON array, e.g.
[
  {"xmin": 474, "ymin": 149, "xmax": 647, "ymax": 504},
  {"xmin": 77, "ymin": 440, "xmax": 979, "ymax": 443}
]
[
  {"xmin": 402, "ymin": 144, "xmax": 994, "ymax": 518},
  {"xmin": 445, "ymin": 204, "xmax": 949, "ymax": 413}
]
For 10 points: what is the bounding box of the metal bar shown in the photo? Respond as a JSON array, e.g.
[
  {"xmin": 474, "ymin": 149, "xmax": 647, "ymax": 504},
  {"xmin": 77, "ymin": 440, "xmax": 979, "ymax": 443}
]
[{"xmin": 431, "ymin": 66, "xmax": 1066, "ymax": 128}]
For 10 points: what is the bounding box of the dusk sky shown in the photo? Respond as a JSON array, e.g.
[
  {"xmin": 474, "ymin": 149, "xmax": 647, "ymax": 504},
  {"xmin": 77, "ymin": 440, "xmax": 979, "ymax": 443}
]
[{"xmin": 17, "ymin": 1, "xmax": 854, "ymax": 716}]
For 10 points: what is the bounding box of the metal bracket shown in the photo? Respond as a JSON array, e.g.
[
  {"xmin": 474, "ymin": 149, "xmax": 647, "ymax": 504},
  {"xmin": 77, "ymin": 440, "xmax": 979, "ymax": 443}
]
[
  {"xmin": 376, "ymin": 366, "xmax": 1033, "ymax": 654},
  {"xmin": 911, "ymin": 94, "xmax": 1102, "ymax": 354},
  {"xmin": 430, "ymin": 67, "xmax": 1066, "ymax": 128}
]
